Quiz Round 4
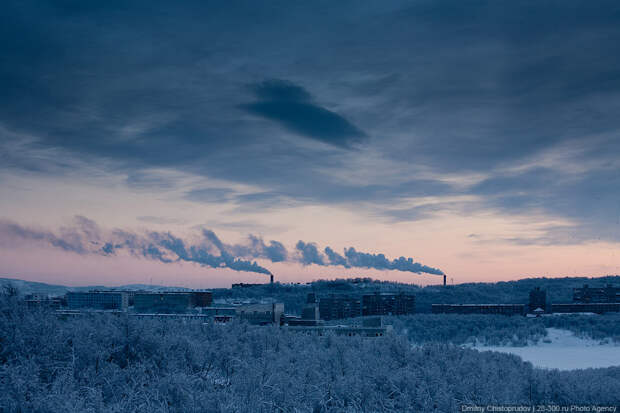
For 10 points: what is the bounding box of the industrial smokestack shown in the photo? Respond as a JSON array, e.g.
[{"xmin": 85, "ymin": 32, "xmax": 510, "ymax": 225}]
[{"xmin": 443, "ymin": 274, "xmax": 446, "ymax": 286}]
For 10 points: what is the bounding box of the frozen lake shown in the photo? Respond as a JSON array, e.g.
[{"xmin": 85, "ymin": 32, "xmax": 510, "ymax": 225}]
[{"xmin": 473, "ymin": 328, "xmax": 620, "ymax": 371}]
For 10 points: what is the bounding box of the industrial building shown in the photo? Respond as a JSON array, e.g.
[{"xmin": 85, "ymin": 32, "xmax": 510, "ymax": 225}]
[
  {"xmin": 24, "ymin": 293, "xmax": 63, "ymax": 310},
  {"xmin": 284, "ymin": 293, "xmax": 322, "ymax": 326},
  {"xmin": 301, "ymin": 293, "xmax": 320, "ymax": 321},
  {"xmin": 431, "ymin": 286, "xmax": 620, "ymax": 316},
  {"xmin": 301, "ymin": 303, "xmax": 321, "ymax": 320},
  {"xmin": 232, "ymin": 274, "xmax": 274, "ymax": 288},
  {"xmin": 430, "ymin": 288, "xmax": 541, "ymax": 316},
  {"xmin": 133, "ymin": 291, "xmax": 213, "ymax": 313},
  {"xmin": 573, "ymin": 284, "xmax": 619, "ymax": 303},
  {"xmin": 191, "ymin": 291, "xmax": 214, "ymax": 307},
  {"xmin": 318, "ymin": 295, "xmax": 363, "ymax": 320},
  {"xmin": 287, "ymin": 316, "xmax": 392, "ymax": 337},
  {"xmin": 236, "ymin": 302, "xmax": 284, "ymax": 325},
  {"xmin": 528, "ymin": 287, "xmax": 547, "ymax": 312},
  {"xmin": 317, "ymin": 292, "xmax": 416, "ymax": 321},
  {"xmin": 67, "ymin": 291, "xmax": 129, "ymax": 311},
  {"xmin": 282, "ymin": 315, "xmax": 322, "ymax": 326},
  {"xmin": 431, "ymin": 303, "xmax": 526, "ymax": 315},
  {"xmin": 362, "ymin": 292, "xmax": 415, "ymax": 316},
  {"xmin": 200, "ymin": 306, "xmax": 237, "ymax": 323},
  {"xmin": 200, "ymin": 306, "xmax": 237, "ymax": 317},
  {"xmin": 134, "ymin": 292, "xmax": 192, "ymax": 313},
  {"xmin": 231, "ymin": 283, "xmax": 265, "ymax": 288},
  {"xmin": 551, "ymin": 302, "xmax": 620, "ymax": 314}
]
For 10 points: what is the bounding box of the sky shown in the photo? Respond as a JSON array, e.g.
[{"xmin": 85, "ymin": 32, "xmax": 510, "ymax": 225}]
[{"xmin": 2, "ymin": 0, "xmax": 620, "ymax": 288}]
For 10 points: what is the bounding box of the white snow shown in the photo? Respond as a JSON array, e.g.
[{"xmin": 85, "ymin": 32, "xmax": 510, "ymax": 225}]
[{"xmin": 472, "ymin": 328, "xmax": 620, "ymax": 371}]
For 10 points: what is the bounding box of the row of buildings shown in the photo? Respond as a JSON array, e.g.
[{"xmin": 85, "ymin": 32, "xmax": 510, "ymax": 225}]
[
  {"xmin": 280, "ymin": 292, "xmax": 415, "ymax": 332},
  {"xmin": 26, "ymin": 283, "xmax": 620, "ymax": 326},
  {"xmin": 573, "ymin": 284, "xmax": 620, "ymax": 303},
  {"xmin": 432, "ymin": 284, "xmax": 620, "ymax": 316},
  {"xmin": 27, "ymin": 288, "xmax": 409, "ymax": 337},
  {"xmin": 47, "ymin": 289, "xmax": 390, "ymax": 336},
  {"xmin": 56, "ymin": 290, "xmax": 286, "ymax": 325},
  {"xmin": 286, "ymin": 316, "xmax": 392, "ymax": 337},
  {"xmin": 293, "ymin": 284, "xmax": 619, "ymax": 320},
  {"xmin": 59, "ymin": 290, "xmax": 416, "ymax": 320},
  {"xmin": 317, "ymin": 292, "xmax": 415, "ymax": 320},
  {"xmin": 64, "ymin": 290, "xmax": 214, "ymax": 312},
  {"xmin": 431, "ymin": 303, "xmax": 527, "ymax": 316}
]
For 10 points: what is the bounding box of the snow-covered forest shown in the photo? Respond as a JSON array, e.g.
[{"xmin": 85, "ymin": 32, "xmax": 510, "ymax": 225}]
[
  {"xmin": 1, "ymin": 293, "xmax": 619, "ymax": 412},
  {"xmin": 386, "ymin": 313, "xmax": 620, "ymax": 345}
]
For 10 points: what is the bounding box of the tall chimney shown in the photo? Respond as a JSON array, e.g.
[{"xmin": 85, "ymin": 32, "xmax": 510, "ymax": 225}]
[{"xmin": 443, "ymin": 274, "xmax": 446, "ymax": 286}]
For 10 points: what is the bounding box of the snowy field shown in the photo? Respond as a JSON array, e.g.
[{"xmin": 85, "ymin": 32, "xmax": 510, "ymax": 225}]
[{"xmin": 473, "ymin": 328, "xmax": 620, "ymax": 370}]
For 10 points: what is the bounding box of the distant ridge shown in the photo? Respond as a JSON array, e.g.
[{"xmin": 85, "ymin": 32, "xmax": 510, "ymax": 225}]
[{"xmin": 0, "ymin": 277, "xmax": 191, "ymax": 296}]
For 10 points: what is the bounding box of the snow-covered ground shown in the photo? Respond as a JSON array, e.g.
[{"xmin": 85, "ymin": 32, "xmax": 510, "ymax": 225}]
[{"xmin": 472, "ymin": 328, "xmax": 620, "ymax": 371}]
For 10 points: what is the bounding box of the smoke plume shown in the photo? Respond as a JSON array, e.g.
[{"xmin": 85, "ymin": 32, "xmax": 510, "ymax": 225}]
[
  {"xmin": 295, "ymin": 241, "xmax": 325, "ymax": 265},
  {"xmin": 296, "ymin": 241, "xmax": 444, "ymax": 275},
  {"xmin": 0, "ymin": 216, "xmax": 444, "ymax": 276},
  {"xmin": 0, "ymin": 217, "xmax": 272, "ymax": 275}
]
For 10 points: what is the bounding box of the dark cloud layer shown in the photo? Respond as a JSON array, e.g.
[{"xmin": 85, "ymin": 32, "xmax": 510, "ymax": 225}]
[
  {"xmin": 2, "ymin": 1, "xmax": 620, "ymax": 245},
  {"xmin": 241, "ymin": 79, "xmax": 366, "ymax": 148}
]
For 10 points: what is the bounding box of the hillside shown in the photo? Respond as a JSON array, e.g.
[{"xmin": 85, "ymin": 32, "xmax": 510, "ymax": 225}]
[{"xmin": 0, "ymin": 277, "xmax": 189, "ymax": 296}]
